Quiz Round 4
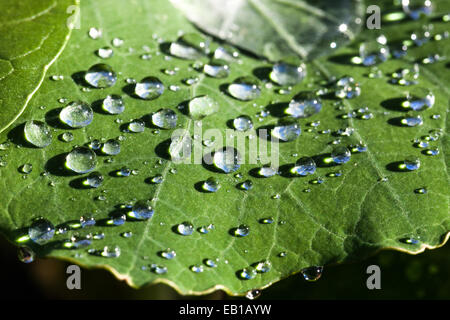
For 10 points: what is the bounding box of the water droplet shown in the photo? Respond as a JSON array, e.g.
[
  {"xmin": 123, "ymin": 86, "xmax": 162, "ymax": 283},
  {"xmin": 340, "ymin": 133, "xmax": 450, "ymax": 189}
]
[
  {"xmin": 102, "ymin": 95, "xmax": 125, "ymax": 114},
  {"xmin": 66, "ymin": 147, "xmax": 97, "ymax": 174},
  {"xmin": 425, "ymin": 148, "xmax": 439, "ymax": 156},
  {"xmin": 80, "ymin": 215, "xmax": 96, "ymax": 228},
  {"xmin": 239, "ymin": 267, "xmax": 257, "ymax": 280},
  {"xmin": 102, "ymin": 139, "xmax": 121, "ymax": 155},
  {"xmin": 160, "ymin": 249, "xmax": 176, "ymax": 260},
  {"xmin": 233, "ymin": 115, "xmax": 253, "ymax": 132},
  {"xmin": 128, "ymin": 119, "xmax": 146, "ymax": 133},
  {"xmin": 111, "ymin": 213, "xmax": 126, "ymax": 226},
  {"xmin": 24, "ymin": 120, "xmax": 52, "ymax": 148},
  {"xmin": 405, "ymin": 87, "xmax": 435, "ymax": 111},
  {"xmin": 101, "ymin": 246, "xmax": 121, "ymax": 258},
  {"xmin": 260, "ymin": 217, "xmax": 274, "ymax": 224},
  {"xmin": 169, "ymin": 132, "xmax": 192, "ymax": 162},
  {"xmin": 130, "ymin": 200, "xmax": 154, "ymax": 220},
  {"xmin": 20, "ymin": 163, "xmax": 33, "ymax": 174},
  {"xmin": 335, "ymin": 76, "xmax": 361, "ymax": 99},
  {"xmin": 85, "ymin": 64, "xmax": 117, "ymax": 88},
  {"xmin": 203, "ymin": 59, "xmax": 230, "ymax": 78},
  {"xmin": 359, "ymin": 41, "xmax": 390, "ymax": 66},
  {"xmin": 134, "ymin": 77, "xmax": 164, "ymax": 100},
  {"xmin": 238, "ymin": 180, "xmax": 253, "ymax": 191},
  {"xmin": 18, "ymin": 246, "xmax": 35, "ymax": 263},
  {"xmin": 301, "ymin": 266, "xmax": 323, "ymax": 281},
  {"xmin": 202, "ymin": 177, "xmax": 221, "ymax": 192},
  {"xmin": 228, "ymin": 77, "xmax": 261, "ymax": 101},
  {"xmin": 391, "ymin": 64, "xmax": 419, "ymax": 86},
  {"xmin": 404, "ymin": 157, "xmax": 420, "ymax": 171},
  {"xmin": 152, "ymin": 109, "xmax": 177, "ymax": 129},
  {"xmin": 331, "ymin": 146, "xmax": 351, "ymax": 164},
  {"xmin": 151, "ymin": 174, "xmax": 164, "ymax": 184},
  {"xmin": 59, "ymin": 101, "xmax": 93, "ymax": 128},
  {"xmin": 84, "ymin": 171, "xmax": 104, "ymax": 188},
  {"xmin": 214, "ymin": 45, "xmax": 239, "ymax": 61},
  {"xmin": 61, "ymin": 132, "xmax": 74, "ymax": 142},
  {"xmin": 188, "ymin": 96, "xmax": 219, "ymax": 119},
  {"xmin": 177, "ymin": 222, "xmax": 194, "ymax": 236},
  {"xmin": 88, "ymin": 27, "xmax": 102, "ymax": 39},
  {"xmin": 255, "ymin": 260, "xmax": 272, "ymax": 273},
  {"xmin": 190, "ymin": 265, "xmax": 204, "ymax": 273},
  {"xmin": 271, "ymin": 121, "xmax": 301, "ymax": 142},
  {"xmin": 97, "ymin": 47, "xmax": 114, "ymax": 59},
  {"xmin": 233, "ymin": 224, "xmax": 250, "ymax": 237},
  {"xmin": 401, "ymin": 115, "xmax": 423, "ymax": 127},
  {"xmin": 121, "ymin": 231, "xmax": 133, "ymax": 238},
  {"xmin": 111, "ymin": 37, "xmax": 124, "ymax": 47},
  {"xmin": 293, "ymin": 157, "xmax": 316, "ymax": 176},
  {"xmin": 246, "ymin": 289, "xmax": 261, "ymax": 300},
  {"xmin": 204, "ymin": 259, "xmax": 218, "ymax": 268},
  {"xmin": 28, "ymin": 218, "xmax": 55, "ymax": 245},
  {"xmin": 258, "ymin": 165, "xmax": 278, "ymax": 177},
  {"xmin": 402, "ymin": 0, "xmax": 433, "ymax": 20},
  {"xmin": 213, "ymin": 147, "xmax": 241, "ymax": 173},
  {"xmin": 286, "ymin": 92, "xmax": 322, "ymax": 118},
  {"xmin": 270, "ymin": 61, "xmax": 306, "ymax": 86},
  {"xmin": 150, "ymin": 264, "xmax": 168, "ymax": 274},
  {"xmin": 169, "ymin": 33, "xmax": 207, "ymax": 59},
  {"xmin": 415, "ymin": 187, "xmax": 427, "ymax": 194}
]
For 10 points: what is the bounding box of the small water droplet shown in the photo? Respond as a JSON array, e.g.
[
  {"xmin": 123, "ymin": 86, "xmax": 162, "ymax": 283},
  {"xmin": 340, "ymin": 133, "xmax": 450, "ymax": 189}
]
[
  {"xmin": 301, "ymin": 266, "xmax": 323, "ymax": 281},
  {"xmin": 18, "ymin": 246, "xmax": 35, "ymax": 264},
  {"xmin": 135, "ymin": 77, "xmax": 164, "ymax": 100},
  {"xmin": 238, "ymin": 179, "xmax": 253, "ymax": 191},
  {"xmin": 203, "ymin": 59, "xmax": 230, "ymax": 78},
  {"xmin": 190, "ymin": 265, "xmax": 204, "ymax": 273},
  {"xmin": 128, "ymin": 119, "xmax": 145, "ymax": 133},
  {"xmin": 270, "ymin": 60, "xmax": 306, "ymax": 86},
  {"xmin": 102, "ymin": 95, "xmax": 125, "ymax": 114},
  {"xmin": 101, "ymin": 246, "xmax": 121, "ymax": 258},
  {"xmin": 59, "ymin": 101, "xmax": 93, "ymax": 128},
  {"xmin": 233, "ymin": 224, "xmax": 250, "ymax": 237},
  {"xmin": 271, "ymin": 121, "xmax": 301, "ymax": 142},
  {"xmin": 238, "ymin": 267, "xmax": 257, "ymax": 280},
  {"xmin": 255, "ymin": 260, "xmax": 272, "ymax": 273},
  {"xmin": 359, "ymin": 41, "xmax": 390, "ymax": 66},
  {"xmin": 20, "ymin": 163, "xmax": 33, "ymax": 174},
  {"xmin": 88, "ymin": 27, "xmax": 102, "ymax": 39},
  {"xmin": 246, "ymin": 289, "xmax": 261, "ymax": 300},
  {"xmin": 293, "ymin": 157, "xmax": 316, "ymax": 176},
  {"xmin": 404, "ymin": 157, "xmax": 420, "ymax": 171},
  {"xmin": 150, "ymin": 264, "xmax": 168, "ymax": 274},
  {"xmin": 415, "ymin": 187, "xmax": 427, "ymax": 194},
  {"xmin": 405, "ymin": 87, "xmax": 435, "ymax": 111},
  {"xmin": 401, "ymin": 115, "xmax": 423, "ymax": 127},
  {"xmin": 160, "ymin": 248, "xmax": 176, "ymax": 260},
  {"xmin": 121, "ymin": 231, "xmax": 133, "ymax": 238},
  {"xmin": 97, "ymin": 47, "xmax": 114, "ymax": 59}
]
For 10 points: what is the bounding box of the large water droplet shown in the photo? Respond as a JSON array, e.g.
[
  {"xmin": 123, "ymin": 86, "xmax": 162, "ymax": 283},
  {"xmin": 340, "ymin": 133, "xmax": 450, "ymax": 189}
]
[
  {"xmin": 85, "ymin": 64, "xmax": 117, "ymax": 88},
  {"xmin": 228, "ymin": 77, "xmax": 261, "ymax": 101},
  {"xmin": 135, "ymin": 77, "xmax": 164, "ymax": 100},
  {"xmin": 213, "ymin": 147, "xmax": 241, "ymax": 173},
  {"xmin": 188, "ymin": 96, "xmax": 219, "ymax": 119},
  {"xmin": 59, "ymin": 101, "xmax": 93, "ymax": 128},
  {"xmin": 404, "ymin": 157, "xmax": 420, "ymax": 171},
  {"xmin": 66, "ymin": 147, "xmax": 97, "ymax": 174},
  {"xmin": 152, "ymin": 109, "xmax": 178, "ymax": 129},
  {"xmin": 28, "ymin": 218, "xmax": 55, "ymax": 245},
  {"xmin": 128, "ymin": 119, "xmax": 146, "ymax": 133},
  {"xmin": 24, "ymin": 120, "xmax": 52, "ymax": 148},
  {"xmin": 286, "ymin": 92, "xmax": 322, "ymax": 118},
  {"xmin": 169, "ymin": 33, "xmax": 208, "ymax": 59}
]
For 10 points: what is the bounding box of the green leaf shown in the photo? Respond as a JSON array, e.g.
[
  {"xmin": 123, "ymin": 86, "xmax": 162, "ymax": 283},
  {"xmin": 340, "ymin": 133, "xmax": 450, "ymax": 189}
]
[
  {"xmin": 0, "ymin": 0, "xmax": 78, "ymax": 133},
  {"xmin": 170, "ymin": 0, "xmax": 365, "ymax": 60},
  {"xmin": 0, "ymin": 0, "xmax": 449, "ymax": 296}
]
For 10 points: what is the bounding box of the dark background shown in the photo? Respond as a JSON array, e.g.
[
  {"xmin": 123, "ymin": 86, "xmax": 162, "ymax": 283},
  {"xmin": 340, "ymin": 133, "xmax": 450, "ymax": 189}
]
[{"xmin": 2, "ymin": 234, "xmax": 449, "ymax": 299}]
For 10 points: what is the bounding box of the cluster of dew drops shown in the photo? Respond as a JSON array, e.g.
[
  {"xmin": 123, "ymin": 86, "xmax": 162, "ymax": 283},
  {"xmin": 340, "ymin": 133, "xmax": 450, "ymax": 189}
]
[{"xmin": 4, "ymin": 0, "xmax": 449, "ymax": 298}]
